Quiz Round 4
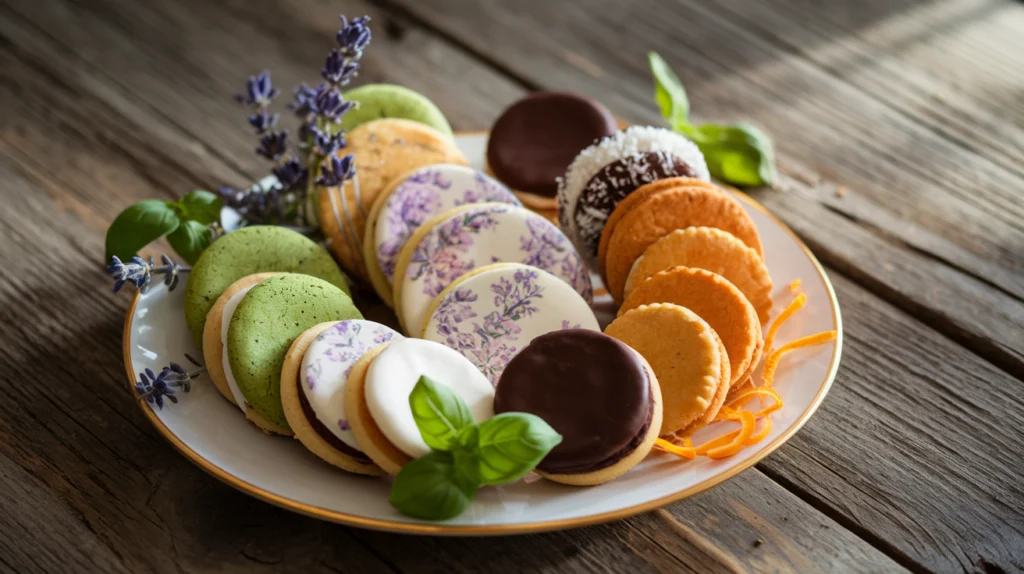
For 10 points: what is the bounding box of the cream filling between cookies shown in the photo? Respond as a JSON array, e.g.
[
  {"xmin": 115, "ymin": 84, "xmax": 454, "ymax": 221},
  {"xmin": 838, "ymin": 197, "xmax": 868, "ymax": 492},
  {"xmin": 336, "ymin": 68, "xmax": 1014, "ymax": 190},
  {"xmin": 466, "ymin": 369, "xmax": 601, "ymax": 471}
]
[{"xmin": 220, "ymin": 285, "xmax": 257, "ymax": 413}]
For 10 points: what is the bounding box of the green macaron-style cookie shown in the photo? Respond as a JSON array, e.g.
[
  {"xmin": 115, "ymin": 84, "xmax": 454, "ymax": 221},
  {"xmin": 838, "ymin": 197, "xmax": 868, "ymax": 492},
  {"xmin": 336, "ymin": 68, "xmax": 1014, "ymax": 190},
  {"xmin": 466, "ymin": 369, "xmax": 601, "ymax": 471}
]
[
  {"xmin": 340, "ymin": 84, "xmax": 453, "ymax": 137},
  {"xmin": 183, "ymin": 226, "xmax": 350, "ymax": 347},
  {"xmin": 227, "ymin": 274, "xmax": 363, "ymax": 429}
]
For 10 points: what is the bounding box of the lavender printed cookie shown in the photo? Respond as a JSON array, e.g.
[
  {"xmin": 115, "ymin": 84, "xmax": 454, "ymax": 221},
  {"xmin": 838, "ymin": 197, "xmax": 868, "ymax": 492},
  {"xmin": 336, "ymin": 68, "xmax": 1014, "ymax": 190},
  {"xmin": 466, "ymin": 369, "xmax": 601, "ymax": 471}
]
[
  {"xmin": 299, "ymin": 320, "xmax": 402, "ymax": 452},
  {"xmin": 422, "ymin": 263, "xmax": 599, "ymax": 384},
  {"xmin": 394, "ymin": 203, "xmax": 593, "ymax": 337},
  {"xmin": 363, "ymin": 164, "xmax": 520, "ymax": 306}
]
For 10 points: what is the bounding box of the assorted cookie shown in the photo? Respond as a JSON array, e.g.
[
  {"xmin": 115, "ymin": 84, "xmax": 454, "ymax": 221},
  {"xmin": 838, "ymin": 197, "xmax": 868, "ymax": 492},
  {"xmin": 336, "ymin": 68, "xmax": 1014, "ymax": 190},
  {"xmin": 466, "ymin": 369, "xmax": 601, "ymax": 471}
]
[
  {"xmin": 487, "ymin": 91, "xmax": 617, "ymax": 213},
  {"xmin": 174, "ymin": 91, "xmax": 823, "ymax": 493},
  {"xmin": 393, "ymin": 202, "xmax": 592, "ymax": 337},
  {"xmin": 319, "ymin": 118, "xmax": 469, "ymax": 281},
  {"xmin": 422, "ymin": 263, "xmax": 599, "ymax": 384},
  {"xmin": 494, "ymin": 329, "xmax": 662, "ymax": 486},
  {"xmin": 362, "ymin": 164, "xmax": 521, "ymax": 306},
  {"xmin": 557, "ymin": 126, "xmax": 710, "ymax": 266}
]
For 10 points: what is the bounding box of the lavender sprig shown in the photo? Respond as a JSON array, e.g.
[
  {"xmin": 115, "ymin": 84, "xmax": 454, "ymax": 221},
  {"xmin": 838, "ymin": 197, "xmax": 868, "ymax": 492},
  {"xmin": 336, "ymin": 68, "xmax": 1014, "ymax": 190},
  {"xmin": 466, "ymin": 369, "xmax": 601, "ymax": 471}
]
[
  {"xmin": 107, "ymin": 254, "xmax": 189, "ymax": 294},
  {"xmin": 135, "ymin": 353, "xmax": 204, "ymax": 409}
]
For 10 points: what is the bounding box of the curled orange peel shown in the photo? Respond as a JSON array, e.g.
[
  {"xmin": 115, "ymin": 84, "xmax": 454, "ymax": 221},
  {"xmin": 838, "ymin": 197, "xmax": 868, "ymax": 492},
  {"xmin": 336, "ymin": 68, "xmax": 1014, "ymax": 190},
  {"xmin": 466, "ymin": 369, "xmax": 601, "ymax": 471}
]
[{"xmin": 764, "ymin": 293, "xmax": 806, "ymax": 353}]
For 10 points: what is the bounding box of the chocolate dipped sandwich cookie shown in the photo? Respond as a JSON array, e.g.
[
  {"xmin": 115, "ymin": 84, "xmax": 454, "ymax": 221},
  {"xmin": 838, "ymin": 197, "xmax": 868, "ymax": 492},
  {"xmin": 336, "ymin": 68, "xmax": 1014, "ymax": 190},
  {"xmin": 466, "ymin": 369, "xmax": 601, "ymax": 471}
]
[
  {"xmin": 281, "ymin": 320, "xmax": 402, "ymax": 475},
  {"xmin": 558, "ymin": 126, "xmax": 710, "ymax": 266},
  {"xmin": 487, "ymin": 91, "xmax": 617, "ymax": 211},
  {"xmin": 494, "ymin": 329, "xmax": 663, "ymax": 486}
]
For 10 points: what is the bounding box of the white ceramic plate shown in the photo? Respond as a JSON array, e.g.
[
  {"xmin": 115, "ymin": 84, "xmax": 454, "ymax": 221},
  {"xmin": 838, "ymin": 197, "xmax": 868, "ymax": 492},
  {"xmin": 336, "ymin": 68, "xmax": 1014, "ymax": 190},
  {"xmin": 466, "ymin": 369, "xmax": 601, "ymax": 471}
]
[{"xmin": 123, "ymin": 132, "xmax": 842, "ymax": 535}]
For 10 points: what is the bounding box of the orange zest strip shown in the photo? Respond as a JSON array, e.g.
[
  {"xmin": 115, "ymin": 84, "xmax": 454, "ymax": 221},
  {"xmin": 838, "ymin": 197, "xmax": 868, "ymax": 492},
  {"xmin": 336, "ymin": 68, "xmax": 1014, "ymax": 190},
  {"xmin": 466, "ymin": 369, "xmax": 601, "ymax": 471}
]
[
  {"xmin": 694, "ymin": 429, "xmax": 741, "ymax": 455},
  {"xmin": 762, "ymin": 331, "xmax": 838, "ymax": 389},
  {"xmin": 743, "ymin": 416, "xmax": 772, "ymax": 445},
  {"xmin": 788, "ymin": 279, "xmax": 802, "ymax": 292},
  {"xmin": 764, "ymin": 293, "xmax": 807, "ymax": 353},
  {"xmin": 654, "ymin": 438, "xmax": 696, "ymax": 460},
  {"xmin": 724, "ymin": 388, "xmax": 782, "ymax": 412},
  {"xmin": 705, "ymin": 410, "xmax": 756, "ymax": 459}
]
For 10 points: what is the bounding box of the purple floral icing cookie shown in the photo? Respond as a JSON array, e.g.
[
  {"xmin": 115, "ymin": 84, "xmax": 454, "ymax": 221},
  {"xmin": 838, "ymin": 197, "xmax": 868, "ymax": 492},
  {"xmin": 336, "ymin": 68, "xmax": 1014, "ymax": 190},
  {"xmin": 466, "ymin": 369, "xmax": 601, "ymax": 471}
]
[
  {"xmin": 399, "ymin": 203, "xmax": 593, "ymax": 337},
  {"xmin": 373, "ymin": 165, "xmax": 520, "ymax": 286},
  {"xmin": 424, "ymin": 264, "xmax": 599, "ymax": 384},
  {"xmin": 300, "ymin": 320, "xmax": 402, "ymax": 451}
]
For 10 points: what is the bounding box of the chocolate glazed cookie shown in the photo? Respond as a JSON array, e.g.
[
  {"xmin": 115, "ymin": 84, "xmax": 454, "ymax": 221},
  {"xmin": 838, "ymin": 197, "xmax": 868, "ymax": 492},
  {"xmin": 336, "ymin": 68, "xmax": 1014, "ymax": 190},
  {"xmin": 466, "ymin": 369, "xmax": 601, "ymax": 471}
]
[
  {"xmin": 486, "ymin": 92, "xmax": 617, "ymax": 199},
  {"xmin": 494, "ymin": 329, "xmax": 663, "ymax": 486}
]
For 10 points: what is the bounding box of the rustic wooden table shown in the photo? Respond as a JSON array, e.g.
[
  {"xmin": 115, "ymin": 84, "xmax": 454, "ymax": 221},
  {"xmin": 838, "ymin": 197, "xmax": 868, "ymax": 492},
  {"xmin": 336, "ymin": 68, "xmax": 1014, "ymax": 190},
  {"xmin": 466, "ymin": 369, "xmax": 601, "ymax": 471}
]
[{"xmin": 2, "ymin": 0, "xmax": 1022, "ymax": 571}]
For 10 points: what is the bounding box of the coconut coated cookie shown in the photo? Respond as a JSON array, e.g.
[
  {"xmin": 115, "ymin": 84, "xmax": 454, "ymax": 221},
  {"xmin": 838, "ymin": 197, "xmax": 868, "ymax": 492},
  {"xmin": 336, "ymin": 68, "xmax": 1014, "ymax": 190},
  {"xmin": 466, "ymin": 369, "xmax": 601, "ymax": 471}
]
[
  {"xmin": 393, "ymin": 203, "xmax": 592, "ymax": 337},
  {"xmin": 557, "ymin": 126, "xmax": 709, "ymax": 265},
  {"xmin": 363, "ymin": 164, "xmax": 521, "ymax": 306},
  {"xmin": 227, "ymin": 274, "xmax": 363, "ymax": 430},
  {"xmin": 494, "ymin": 329, "xmax": 662, "ymax": 486},
  {"xmin": 422, "ymin": 263, "xmax": 599, "ymax": 384},
  {"xmin": 183, "ymin": 226, "xmax": 349, "ymax": 347}
]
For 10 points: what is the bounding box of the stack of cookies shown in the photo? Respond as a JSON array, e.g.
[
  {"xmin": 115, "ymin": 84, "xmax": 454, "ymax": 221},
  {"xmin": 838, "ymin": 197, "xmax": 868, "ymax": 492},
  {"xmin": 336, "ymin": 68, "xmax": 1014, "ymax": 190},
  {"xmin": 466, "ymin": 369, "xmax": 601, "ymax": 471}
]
[{"xmin": 557, "ymin": 131, "xmax": 774, "ymax": 440}]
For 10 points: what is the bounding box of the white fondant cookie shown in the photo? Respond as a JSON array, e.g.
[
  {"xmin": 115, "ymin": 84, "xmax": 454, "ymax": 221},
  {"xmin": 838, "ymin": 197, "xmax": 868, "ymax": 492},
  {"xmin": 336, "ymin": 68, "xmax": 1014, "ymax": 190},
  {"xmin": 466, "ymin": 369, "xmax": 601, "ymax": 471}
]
[
  {"xmin": 300, "ymin": 320, "xmax": 403, "ymax": 451},
  {"xmin": 397, "ymin": 203, "xmax": 592, "ymax": 337},
  {"xmin": 373, "ymin": 165, "xmax": 521, "ymax": 286},
  {"xmin": 221, "ymin": 284, "xmax": 259, "ymax": 412},
  {"xmin": 556, "ymin": 126, "xmax": 710, "ymax": 265},
  {"xmin": 364, "ymin": 338, "xmax": 495, "ymax": 458},
  {"xmin": 423, "ymin": 264, "xmax": 599, "ymax": 385}
]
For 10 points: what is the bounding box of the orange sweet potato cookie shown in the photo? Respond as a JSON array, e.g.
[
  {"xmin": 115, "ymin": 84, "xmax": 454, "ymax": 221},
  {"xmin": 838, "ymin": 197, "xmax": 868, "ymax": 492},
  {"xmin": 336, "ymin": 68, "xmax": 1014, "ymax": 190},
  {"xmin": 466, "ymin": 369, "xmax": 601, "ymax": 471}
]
[
  {"xmin": 605, "ymin": 303, "xmax": 724, "ymax": 436},
  {"xmin": 604, "ymin": 186, "xmax": 764, "ymax": 301},
  {"xmin": 319, "ymin": 118, "xmax": 467, "ymax": 281},
  {"xmin": 596, "ymin": 177, "xmax": 713, "ymax": 283},
  {"xmin": 624, "ymin": 227, "xmax": 773, "ymax": 325},
  {"xmin": 619, "ymin": 266, "xmax": 763, "ymax": 388}
]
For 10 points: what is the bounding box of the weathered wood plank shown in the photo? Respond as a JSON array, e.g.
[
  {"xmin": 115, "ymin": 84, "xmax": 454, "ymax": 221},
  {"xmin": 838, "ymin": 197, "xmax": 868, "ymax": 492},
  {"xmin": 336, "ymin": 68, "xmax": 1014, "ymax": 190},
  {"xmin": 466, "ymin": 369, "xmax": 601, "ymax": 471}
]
[
  {"xmin": 0, "ymin": 0, "xmax": 906, "ymax": 571},
  {"xmin": 379, "ymin": 0, "xmax": 1024, "ymax": 376}
]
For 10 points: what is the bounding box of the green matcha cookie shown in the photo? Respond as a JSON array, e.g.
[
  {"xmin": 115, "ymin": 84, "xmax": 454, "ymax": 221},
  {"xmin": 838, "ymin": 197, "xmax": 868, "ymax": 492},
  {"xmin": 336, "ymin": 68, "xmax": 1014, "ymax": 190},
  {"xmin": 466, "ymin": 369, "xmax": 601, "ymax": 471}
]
[
  {"xmin": 183, "ymin": 226, "xmax": 349, "ymax": 347},
  {"xmin": 227, "ymin": 274, "xmax": 363, "ymax": 429},
  {"xmin": 341, "ymin": 84, "xmax": 453, "ymax": 136}
]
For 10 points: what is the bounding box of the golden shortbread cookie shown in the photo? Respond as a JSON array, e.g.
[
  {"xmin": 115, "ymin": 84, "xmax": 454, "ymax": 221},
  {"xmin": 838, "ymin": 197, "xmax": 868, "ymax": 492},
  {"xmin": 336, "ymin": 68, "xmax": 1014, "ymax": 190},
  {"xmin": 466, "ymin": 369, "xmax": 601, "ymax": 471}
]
[
  {"xmin": 604, "ymin": 187, "xmax": 763, "ymax": 301},
  {"xmin": 280, "ymin": 322, "xmax": 386, "ymax": 476},
  {"xmin": 605, "ymin": 303, "xmax": 723, "ymax": 436},
  {"xmin": 596, "ymin": 177, "xmax": 714, "ymax": 282},
  {"xmin": 539, "ymin": 352, "xmax": 664, "ymax": 486},
  {"xmin": 669, "ymin": 329, "xmax": 731, "ymax": 439},
  {"xmin": 624, "ymin": 227, "xmax": 773, "ymax": 325},
  {"xmin": 319, "ymin": 119, "xmax": 467, "ymax": 281},
  {"xmin": 202, "ymin": 272, "xmax": 291, "ymax": 436},
  {"xmin": 620, "ymin": 266, "xmax": 763, "ymax": 388},
  {"xmin": 343, "ymin": 343, "xmax": 411, "ymax": 475}
]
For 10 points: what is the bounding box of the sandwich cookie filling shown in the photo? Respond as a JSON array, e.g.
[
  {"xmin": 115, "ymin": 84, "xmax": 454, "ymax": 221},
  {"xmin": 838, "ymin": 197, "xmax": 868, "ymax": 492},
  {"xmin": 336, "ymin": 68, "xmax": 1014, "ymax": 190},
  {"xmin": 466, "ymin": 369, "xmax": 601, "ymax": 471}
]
[
  {"xmin": 494, "ymin": 330, "xmax": 654, "ymax": 474},
  {"xmin": 300, "ymin": 320, "xmax": 402, "ymax": 457},
  {"xmin": 364, "ymin": 339, "xmax": 495, "ymax": 458},
  {"xmin": 220, "ymin": 284, "xmax": 258, "ymax": 412}
]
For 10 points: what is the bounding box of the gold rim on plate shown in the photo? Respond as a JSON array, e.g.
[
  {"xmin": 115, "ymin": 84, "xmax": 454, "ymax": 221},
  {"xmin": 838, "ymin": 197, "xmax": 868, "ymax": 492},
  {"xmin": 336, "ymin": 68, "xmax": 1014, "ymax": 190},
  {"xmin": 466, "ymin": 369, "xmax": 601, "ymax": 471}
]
[{"xmin": 121, "ymin": 133, "xmax": 843, "ymax": 535}]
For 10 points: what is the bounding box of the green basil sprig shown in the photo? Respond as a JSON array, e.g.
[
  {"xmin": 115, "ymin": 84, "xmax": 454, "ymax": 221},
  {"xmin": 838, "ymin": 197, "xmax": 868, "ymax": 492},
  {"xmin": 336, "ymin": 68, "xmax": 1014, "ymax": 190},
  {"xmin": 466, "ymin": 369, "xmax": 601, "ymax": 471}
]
[
  {"xmin": 648, "ymin": 52, "xmax": 777, "ymax": 188},
  {"xmin": 389, "ymin": 377, "xmax": 562, "ymax": 521},
  {"xmin": 105, "ymin": 190, "xmax": 222, "ymax": 265}
]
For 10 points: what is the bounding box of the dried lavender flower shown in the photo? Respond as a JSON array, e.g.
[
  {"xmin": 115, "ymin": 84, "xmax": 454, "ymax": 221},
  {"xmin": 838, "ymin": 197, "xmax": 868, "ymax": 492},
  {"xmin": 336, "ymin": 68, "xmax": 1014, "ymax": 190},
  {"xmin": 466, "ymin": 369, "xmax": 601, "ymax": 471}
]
[
  {"xmin": 135, "ymin": 357, "xmax": 205, "ymax": 409},
  {"xmin": 256, "ymin": 130, "xmax": 290, "ymax": 161},
  {"xmin": 337, "ymin": 16, "xmax": 372, "ymax": 60},
  {"xmin": 316, "ymin": 154, "xmax": 355, "ymax": 187},
  {"xmin": 107, "ymin": 255, "xmax": 189, "ymax": 294},
  {"xmin": 235, "ymin": 71, "xmax": 280, "ymax": 108},
  {"xmin": 248, "ymin": 109, "xmax": 279, "ymax": 133}
]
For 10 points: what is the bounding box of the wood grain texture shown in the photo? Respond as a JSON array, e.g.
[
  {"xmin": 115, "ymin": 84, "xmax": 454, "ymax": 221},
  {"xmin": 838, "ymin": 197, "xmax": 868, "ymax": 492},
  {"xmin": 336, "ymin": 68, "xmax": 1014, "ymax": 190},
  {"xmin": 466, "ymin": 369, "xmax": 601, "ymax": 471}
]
[
  {"xmin": 0, "ymin": 0, "xmax": 909, "ymax": 572},
  {"xmin": 381, "ymin": 0, "xmax": 1024, "ymax": 380}
]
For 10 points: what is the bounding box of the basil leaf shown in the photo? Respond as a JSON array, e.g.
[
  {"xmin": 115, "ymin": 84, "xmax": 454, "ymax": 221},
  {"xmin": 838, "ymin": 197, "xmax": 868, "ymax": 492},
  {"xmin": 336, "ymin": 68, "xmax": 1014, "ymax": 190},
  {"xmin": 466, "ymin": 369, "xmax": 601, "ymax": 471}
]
[
  {"xmin": 408, "ymin": 376, "xmax": 475, "ymax": 451},
  {"xmin": 177, "ymin": 190, "xmax": 222, "ymax": 225},
  {"xmin": 475, "ymin": 413, "xmax": 562, "ymax": 486},
  {"xmin": 648, "ymin": 51, "xmax": 690, "ymax": 130},
  {"xmin": 166, "ymin": 220, "xmax": 213, "ymax": 265},
  {"xmin": 692, "ymin": 122, "xmax": 777, "ymax": 188},
  {"xmin": 389, "ymin": 451, "xmax": 478, "ymax": 520},
  {"xmin": 105, "ymin": 200, "xmax": 180, "ymax": 261}
]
